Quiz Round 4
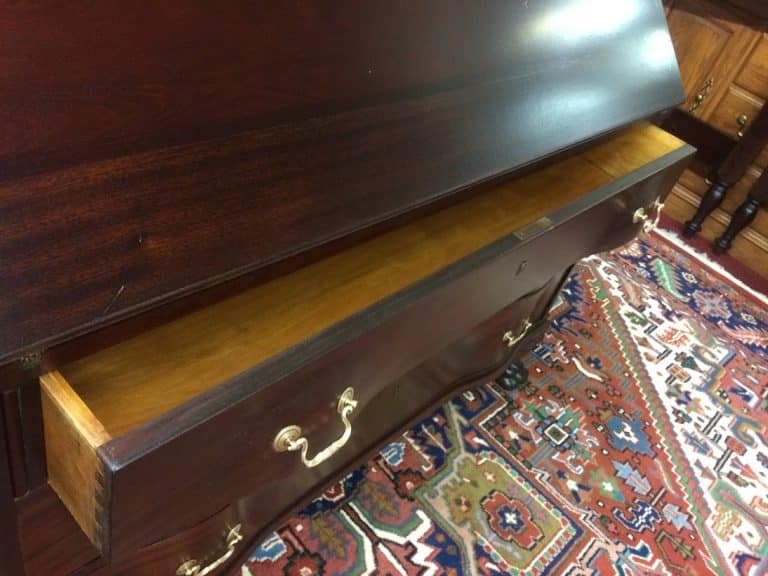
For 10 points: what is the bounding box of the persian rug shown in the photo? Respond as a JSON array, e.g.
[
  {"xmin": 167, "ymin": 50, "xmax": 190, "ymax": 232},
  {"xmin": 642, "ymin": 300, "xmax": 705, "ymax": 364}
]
[{"xmin": 242, "ymin": 231, "xmax": 768, "ymax": 576}]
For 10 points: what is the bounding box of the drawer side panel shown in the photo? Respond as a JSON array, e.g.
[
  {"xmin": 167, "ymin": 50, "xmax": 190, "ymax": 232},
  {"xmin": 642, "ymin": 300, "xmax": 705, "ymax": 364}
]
[{"xmin": 40, "ymin": 372, "xmax": 110, "ymax": 555}]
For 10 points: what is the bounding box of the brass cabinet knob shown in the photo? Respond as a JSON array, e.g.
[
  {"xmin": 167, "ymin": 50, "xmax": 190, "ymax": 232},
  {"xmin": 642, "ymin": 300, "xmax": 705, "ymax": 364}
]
[
  {"xmin": 176, "ymin": 524, "xmax": 243, "ymax": 576},
  {"xmin": 736, "ymin": 114, "xmax": 748, "ymax": 139},
  {"xmin": 273, "ymin": 387, "xmax": 357, "ymax": 468}
]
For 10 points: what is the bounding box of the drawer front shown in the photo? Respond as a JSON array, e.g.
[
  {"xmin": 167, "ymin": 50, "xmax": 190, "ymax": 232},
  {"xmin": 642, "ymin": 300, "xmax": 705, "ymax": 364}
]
[
  {"xmin": 84, "ymin": 286, "xmax": 559, "ymax": 576},
  {"xmin": 89, "ymin": 146, "xmax": 692, "ymax": 562},
  {"xmin": 736, "ymin": 35, "xmax": 768, "ymax": 100},
  {"xmin": 81, "ymin": 506, "xmax": 247, "ymax": 576},
  {"xmin": 708, "ymin": 84, "xmax": 764, "ymax": 140}
]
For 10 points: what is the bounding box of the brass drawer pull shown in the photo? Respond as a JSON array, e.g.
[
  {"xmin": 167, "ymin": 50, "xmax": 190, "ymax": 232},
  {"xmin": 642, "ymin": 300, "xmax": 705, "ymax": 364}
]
[
  {"xmin": 633, "ymin": 198, "xmax": 664, "ymax": 234},
  {"xmin": 273, "ymin": 387, "xmax": 357, "ymax": 468},
  {"xmin": 503, "ymin": 318, "xmax": 532, "ymax": 348},
  {"xmin": 688, "ymin": 78, "xmax": 713, "ymax": 112},
  {"xmin": 737, "ymin": 114, "xmax": 748, "ymax": 139},
  {"xmin": 176, "ymin": 524, "xmax": 243, "ymax": 576}
]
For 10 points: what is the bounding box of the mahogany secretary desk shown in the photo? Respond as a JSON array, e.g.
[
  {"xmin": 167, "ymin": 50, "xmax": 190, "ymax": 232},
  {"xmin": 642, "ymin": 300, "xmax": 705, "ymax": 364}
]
[{"xmin": 0, "ymin": 1, "xmax": 692, "ymax": 574}]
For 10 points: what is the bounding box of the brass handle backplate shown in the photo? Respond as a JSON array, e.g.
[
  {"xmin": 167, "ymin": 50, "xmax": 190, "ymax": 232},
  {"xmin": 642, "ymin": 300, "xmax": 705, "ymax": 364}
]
[
  {"xmin": 176, "ymin": 524, "xmax": 243, "ymax": 576},
  {"xmin": 503, "ymin": 318, "xmax": 533, "ymax": 348},
  {"xmin": 633, "ymin": 198, "xmax": 664, "ymax": 234},
  {"xmin": 273, "ymin": 387, "xmax": 357, "ymax": 468},
  {"xmin": 688, "ymin": 78, "xmax": 714, "ymax": 112},
  {"xmin": 737, "ymin": 114, "xmax": 748, "ymax": 139}
]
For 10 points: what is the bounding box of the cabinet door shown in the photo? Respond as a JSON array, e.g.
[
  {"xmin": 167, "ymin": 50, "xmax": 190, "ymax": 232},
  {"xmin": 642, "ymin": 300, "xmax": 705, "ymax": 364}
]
[
  {"xmin": 735, "ymin": 33, "xmax": 768, "ymax": 101},
  {"xmin": 666, "ymin": 0, "xmax": 760, "ymax": 118}
]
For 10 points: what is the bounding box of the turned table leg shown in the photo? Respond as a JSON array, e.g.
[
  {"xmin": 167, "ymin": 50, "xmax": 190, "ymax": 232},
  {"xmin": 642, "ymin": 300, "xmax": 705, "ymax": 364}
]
[
  {"xmin": 714, "ymin": 167, "xmax": 768, "ymax": 254},
  {"xmin": 683, "ymin": 180, "xmax": 729, "ymax": 236},
  {"xmin": 684, "ymin": 104, "xmax": 768, "ymax": 238}
]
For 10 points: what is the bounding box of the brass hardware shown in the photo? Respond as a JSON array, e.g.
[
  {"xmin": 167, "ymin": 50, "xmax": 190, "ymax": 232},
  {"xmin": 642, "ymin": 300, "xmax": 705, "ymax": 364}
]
[
  {"xmin": 503, "ymin": 318, "xmax": 533, "ymax": 348},
  {"xmin": 273, "ymin": 387, "xmax": 357, "ymax": 468},
  {"xmin": 633, "ymin": 198, "xmax": 665, "ymax": 234},
  {"xmin": 736, "ymin": 114, "xmax": 748, "ymax": 139},
  {"xmin": 688, "ymin": 78, "xmax": 714, "ymax": 112},
  {"xmin": 513, "ymin": 216, "xmax": 553, "ymax": 240},
  {"xmin": 176, "ymin": 524, "xmax": 243, "ymax": 576}
]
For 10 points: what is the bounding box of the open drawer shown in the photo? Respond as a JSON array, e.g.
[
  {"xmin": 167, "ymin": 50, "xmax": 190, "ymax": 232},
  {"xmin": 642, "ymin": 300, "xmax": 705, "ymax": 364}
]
[{"xmin": 39, "ymin": 123, "xmax": 692, "ymax": 563}]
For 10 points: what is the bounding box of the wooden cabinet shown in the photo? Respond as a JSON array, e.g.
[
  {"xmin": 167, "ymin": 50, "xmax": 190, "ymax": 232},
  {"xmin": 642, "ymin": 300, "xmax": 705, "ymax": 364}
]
[
  {"xmin": 10, "ymin": 124, "xmax": 692, "ymax": 576},
  {"xmin": 0, "ymin": 2, "xmax": 687, "ymax": 575},
  {"xmin": 666, "ymin": 0, "xmax": 760, "ymax": 119},
  {"xmin": 37, "ymin": 124, "xmax": 690, "ymax": 569},
  {"xmin": 664, "ymin": 0, "xmax": 768, "ymax": 277}
]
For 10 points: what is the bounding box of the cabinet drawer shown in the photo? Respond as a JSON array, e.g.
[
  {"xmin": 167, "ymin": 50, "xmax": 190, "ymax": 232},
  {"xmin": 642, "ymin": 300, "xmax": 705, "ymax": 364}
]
[
  {"xmin": 708, "ymin": 84, "xmax": 765, "ymax": 139},
  {"xmin": 736, "ymin": 35, "xmax": 768, "ymax": 100},
  {"xmin": 91, "ymin": 506, "xmax": 248, "ymax": 576},
  {"xmin": 39, "ymin": 125, "xmax": 692, "ymax": 564}
]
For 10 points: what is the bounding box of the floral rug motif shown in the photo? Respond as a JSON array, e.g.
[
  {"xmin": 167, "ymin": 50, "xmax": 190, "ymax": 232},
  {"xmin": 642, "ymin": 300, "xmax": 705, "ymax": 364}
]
[{"xmin": 242, "ymin": 232, "xmax": 768, "ymax": 576}]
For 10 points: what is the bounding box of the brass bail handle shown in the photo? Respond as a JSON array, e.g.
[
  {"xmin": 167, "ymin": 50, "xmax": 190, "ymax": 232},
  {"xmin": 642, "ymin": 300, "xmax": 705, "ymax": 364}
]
[
  {"xmin": 176, "ymin": 524, "xmax": 243, "ymax": 576},
  {"xmin": 273, "ymin": 387, "xmax": 358, "ymax": 468},
  {"xmin": 633, "ymin": 197, "xmax": 664, "ymax": 234},
  {"xmin": 503, "ymin": 318, "xmax": 533, "ymax": 348},
  {"xmin": 689, "ymin": 78, "xmax": 714, "ymax": 112}
]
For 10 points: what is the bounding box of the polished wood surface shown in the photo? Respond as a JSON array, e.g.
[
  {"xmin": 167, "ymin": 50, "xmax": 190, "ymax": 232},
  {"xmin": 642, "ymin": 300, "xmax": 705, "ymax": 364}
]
[
  {"xmin": 1, "ymin": 388, "xmax": 26, "ymax": 496},
  {"xmin": 736, "ymin": 34, "xmax": 768, "ymax": 99},
  {"xmin": 708, "ymin": 85, "xmax": 765, "ymax": 139},
  {"xmin": 660, "ymin": 108, "xmax": 736, "ymax": 168},
  {"xmin": 105, "ymin": 148, "xmax": 689, "ymax": 566},
  {"xmin": 0, "ymin": 2, "xmax": 689, "ymax": 572},
  {"xmin": 0, "ymin": 0, "xmax": 683, "ymax": 364},
  {"xmin": 664, "ymin": 0, "xmax": 768, "ymax": 274},
  {"xmin": 667, "ymin": 2, "xmax": 737, "ymax": 113},
  {"xmin": 0, "ymin": 405, "xmax": 24, "ymax": 575},
  {"xmin": 38, "ymin": 133, "xmax": 691, "ymax": 562},
  {"xmin": 16, "ymin": 486, "xmax": 100, "ymax": 576},
  {"xmin": 667, "ymin": 0, "xmax": 760, "ymax": 117},
  {"xmin": 58, "ymin": 124, "xmax": 684, "ymax": 438}
]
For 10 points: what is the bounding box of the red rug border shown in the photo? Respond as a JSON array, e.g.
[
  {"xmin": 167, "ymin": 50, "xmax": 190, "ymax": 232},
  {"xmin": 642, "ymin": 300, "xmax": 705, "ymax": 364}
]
[{"xmin": 657, "ymin": 214, "xmax": 768, "ymax": 299}]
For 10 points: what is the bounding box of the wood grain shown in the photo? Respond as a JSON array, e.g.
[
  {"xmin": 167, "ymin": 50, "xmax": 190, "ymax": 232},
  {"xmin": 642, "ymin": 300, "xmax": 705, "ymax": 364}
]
[
  {"xmin": 40, "ymin": 372, "xmax": 111, "ymax": 554},
  {"xmin": 666, "ymin": 0, "xmax": 760, "ymax": 118},
  {"xmin": 667, "ymin": 1, "xmax": 735, "ymax": 106},
  {"xmin": 56, "ymin": 124, "xmax": 684, "ymax": 437},
  {"xmin": 581, "ymin": 125, "xmax": 686, "ymax": 178},
  {"xmin": 0, "ymin": 0, "xmax": 684, "ymax": 364},
  {"xmin": 1, "ymin": 388, "xmax": 26, "ymax": 496},
  {"xmin": 16, "ymin": 486, "xmax": 101, "ymax": 576},
  {"xmin": 708, "ymin": 84, "xmax": 765, "ymax": 139},
  {"xmin": 0, "ymin": 398, "xmax": 24, "ymax": 575},
  {"xmin": 736, "ymin": 34, "xmax": 768, "ymax": 99},
  {"xmin": 100, "ymin": 147, "xmax": 691, "ymax": 562}
]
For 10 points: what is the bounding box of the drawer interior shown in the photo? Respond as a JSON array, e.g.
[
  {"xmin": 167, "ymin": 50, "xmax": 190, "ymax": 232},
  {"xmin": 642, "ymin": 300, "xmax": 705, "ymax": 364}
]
[
  {"xmin": 39, "ymin": 122, "xmax": 684, "ymax": 553},
  {"xmin": 44, "ymin": 122, "xmax": 682, "ymax": 438}
]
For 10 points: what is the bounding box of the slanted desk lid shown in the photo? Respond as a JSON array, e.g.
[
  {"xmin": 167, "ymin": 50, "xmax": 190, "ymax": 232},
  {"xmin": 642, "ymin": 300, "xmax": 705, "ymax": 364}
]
[{"xmin": 0, "ymin": 0, "xmax": 683, "ymax": 362}]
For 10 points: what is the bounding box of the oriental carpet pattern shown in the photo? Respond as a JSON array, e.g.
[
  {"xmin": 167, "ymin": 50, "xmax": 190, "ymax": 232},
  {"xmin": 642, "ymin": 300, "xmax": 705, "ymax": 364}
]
[{"xmin": 242, "ymin": 232, "xmax": 768, "ymax": 576}]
